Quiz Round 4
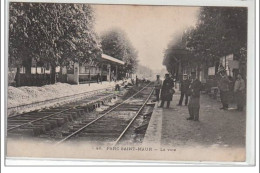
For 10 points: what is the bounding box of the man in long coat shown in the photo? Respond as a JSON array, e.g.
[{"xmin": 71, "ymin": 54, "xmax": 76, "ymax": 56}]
[
  {"xmin": 159, "ymin": 73, "xmax": 174, "ymax": 108},
  {"xmin": 187, "ymin": 72, "xmax": 202, "ymax": 121},
  {"xmin": 177, "ymin": 74, "xmax": 191, "ymax": 106},
  {"xmin": 218, "ymin": 70, "xmax": 230, "ymax": 110}
]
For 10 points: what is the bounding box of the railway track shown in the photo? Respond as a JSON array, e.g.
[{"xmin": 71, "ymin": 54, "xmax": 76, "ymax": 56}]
[
  {"xmin": 7, "ymin": 86, "xmax": 116, "ymax": 116},
  {"xmin": 7, "ymin": 82, "xmax": 155, "ymax": 146},
  {"xmin": 7, "ymin": 90, "xmax": 118, "ymax": 137},
  {"xmin": 55, "ymin": 83, "xmax": 155, "ymax": 146}
]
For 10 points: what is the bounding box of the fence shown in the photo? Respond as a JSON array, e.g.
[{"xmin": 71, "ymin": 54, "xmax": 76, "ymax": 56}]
[{"xmin": 9, "ymin": 73, "xmax": 68, "ymax": 87}]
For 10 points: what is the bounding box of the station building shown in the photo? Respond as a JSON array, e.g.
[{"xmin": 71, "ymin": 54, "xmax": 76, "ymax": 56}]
[
  {"xmin": 67, "ymin": 54, "xmax": 125, "ymax": 84},
  {"xmin": 8, "ymin": 54, "xmax": 125, "ymax": 86}
]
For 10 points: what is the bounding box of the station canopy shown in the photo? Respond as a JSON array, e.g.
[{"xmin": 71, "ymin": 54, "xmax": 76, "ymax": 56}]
[{"xmin": 101, "ymin": 54, "xmax": 125, "ymax": 65}]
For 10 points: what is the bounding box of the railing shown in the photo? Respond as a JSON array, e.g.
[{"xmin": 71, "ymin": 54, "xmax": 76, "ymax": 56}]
[{"xmin": 10, "ymin": 73, "xmax": 68, "ymax": 87}]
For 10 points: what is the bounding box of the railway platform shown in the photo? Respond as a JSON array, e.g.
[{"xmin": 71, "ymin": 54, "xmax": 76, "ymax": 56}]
[
  {"xmin": 8, "ymin": 80, "xmax": 128, "ymax": 116},
  {"xmin": 143, "ymin": 89, "xmax": 246, "ymax": 149}
]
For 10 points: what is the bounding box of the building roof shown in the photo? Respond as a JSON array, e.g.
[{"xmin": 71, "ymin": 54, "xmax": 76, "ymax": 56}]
[{"xmin": 102, "ymin": 54, "xmax": 125, "ymax": 65}]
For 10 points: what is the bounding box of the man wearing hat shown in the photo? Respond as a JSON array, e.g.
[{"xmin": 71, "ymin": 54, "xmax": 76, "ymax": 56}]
[
  {"xmin": 177, "ymin": 74, "xmax": 191, "ymax": 106},
  {"xmin": 159, "ymin": 73, "xmax": 174, "ymax": 108},
  {"xmin": 218, "ymin": 69, "xmax": 231, "ymax": 110},
  {"xmin": 154, "ymin": 75, "xmax": 162, "ymax": 102},
  {"xmin": 187, "ymin": 72, "xmax": 202, "ymax": 121}
]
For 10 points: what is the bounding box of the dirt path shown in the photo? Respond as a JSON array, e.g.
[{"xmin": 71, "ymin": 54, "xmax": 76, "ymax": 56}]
[{"xmin": 160, "ymin": 92, "xmax": 246, "ymax": 148}]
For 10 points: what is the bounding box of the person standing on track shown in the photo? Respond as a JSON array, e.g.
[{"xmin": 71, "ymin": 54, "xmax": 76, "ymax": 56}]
[
  {"xmin": 187, "ymin": 72, "xmax": 202, "ymax": 121},
  {"xmin": 159, "ymin": 73, "xmax": 174, "ymax": 108},
  {"xmin": 154, "ymin": 75, "xmax": 162, "ymax": 102},
  {"xmin": 177, "ymin": 74, "xmax": 190, "ymax": 106}
]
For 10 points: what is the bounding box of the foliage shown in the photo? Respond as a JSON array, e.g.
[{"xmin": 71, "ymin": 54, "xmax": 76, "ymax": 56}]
[
  {"xmin": 163, "ymin": 7, "xmax": 247, "ymax": 75},
  {"xmin": 9, "ymin": 3, "xmax": 102, "ymax": 71},
  {"xmin": 136, "ymin": 64, "xmax": 153, "ymax": 79},
  {"xmin": 186, "ymin": 7, "xmax": 247, "ymax": 62},
  {"xmin": 100, "ymin": 28, "xmax": 138, "ymax": 74}
]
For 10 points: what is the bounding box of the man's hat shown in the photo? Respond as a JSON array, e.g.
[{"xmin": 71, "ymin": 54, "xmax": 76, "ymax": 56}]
[
  {"xmin": 165, "ymin": 73, "xmax": 170, "ymax": 76},
  {"xmin": 156, "ymin": 74, "xmax": 160, "ymax": 77}
]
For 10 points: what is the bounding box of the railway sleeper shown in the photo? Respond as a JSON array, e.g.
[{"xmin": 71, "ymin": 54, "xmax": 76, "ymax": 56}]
[
  {"xmin": 8, "ymin": 132, "xmax": 28, "ymax": 138},
  {"xmin": 66, "ymin": 109, "xmax": 83, "ymax": 116},
  {"xmin": 84, "ymin": 122, "xmax": 127, "ymax": 127},
  {"xmin": 62, "ymin": 113, "xmax": 75, "ymax": 121},
  {"xmin": 19, "ymin": 125, "xmax": 46, "ymax": 136},
  {"xmin": 17, "ymin": 115, "xmax": 54, "ymax": 121},
  {"xmin": 77, "ymin": 133, "xmax": 120, "ymax": 138},
  {"xmin": 75, "ymin": 109, "xmax": 85, "ymax": 115},
  {"xmin": 8, "ymin": 117, "xmax": 64, "ymax": 134},
  {"xmin": 66, "ymin": 123, "xmax": 124, "ymax": 132},
  {"xmin": 37, "ymin": 110, "xmax": 65, "ymax": 114},
  {"xmin": 61, "ymin": 131, "xmax": 73, "ymax": 136},
  {"xmin": 76, "ymin": 105, "xmax": 92, "ymax": 112},
  {"xmin": 22, "ymin": 115, "xmax": 50, "ymax": 119},
  {"xmin": 114, "ymin": 108, "xmax": 140, "ymax": 111},
  {"xmin": 84, "ymin": 121, "xmax": 128, "ymax": 126},
  {"xmin": 55, "ymin": 114, "xmax": 70, "ymax": 123},
  {"xmin": 8, "ymin": 110, "xmax": 41, "ymax": 117},
  {"xmin": 49, "ymin": 118, "xmax": 66, "ymax": 127},
  {"xmin": 10, "ymin": 117, "xmax": 41, "ymax": 121},
  {"xmin": 89, "ymin": 120, "xmax": 129, "ymax": 125},
  {"xmin": 8, "ymin": 119, "xmax": 33, "ymax": 124},
  {"xmin": 75, "ymin": 136, "xmax": 116, "ymax": 142},
  {"xmin": 68, "ymin": 124, "xmax": 86, "ymax": 130},
  {"xmin": 7, "ymin": 125, "xmax": 22, "ymax": 129},
  {"xmin": 42, "ymin": 119, "xmax": 59, "ymax": 129},
  {"xmin": 8, "ymin": 129, "xmax": 35, "ymax": 137},
  {"xmin": 80, "ymin": 125, "xmax": 128, "ymax": 131},
  {"xmin": 67, "ymin": 111, "xmax": 82, "ymax": 118},
  {"xmin": 81, "ymin": 129, "xmax": 126, "ymax": 133},
  {"xmin": 33, "ymin": 122, "xmax": 52, "ymax": 131},
  {"xmin": 64, "ymin": 112, "xmax": 78, "ymax": 119}
]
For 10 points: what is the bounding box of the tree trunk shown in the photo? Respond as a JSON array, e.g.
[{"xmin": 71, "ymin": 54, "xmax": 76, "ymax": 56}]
[
  {"xmin": 89, "ymin": 67, "xmax": 91, "ymax": 86},
  {"xmin": 15, "ymin": 67, "xmax": 21, "ymax": 87},
  {"xmin": 50, "ymin": 64, "xmax": 56, "ymax": 84},
  {"xmin": 59, "ymin": 65, "xmax": 63, "ymax": 83},
  {"xmin": 24, "ymin": 59, "xmax": 32, "ymax": 75},
  {"xmin": 35, "ymin": 61, "xmax": 38, "ymax": 86},
  {"xmin": 23, "ymin": 58, "xmax": 32, "ymax": 86},
  {"xmin": 100, "ymin": 64, "xmax": 103, "ymax": 84}
]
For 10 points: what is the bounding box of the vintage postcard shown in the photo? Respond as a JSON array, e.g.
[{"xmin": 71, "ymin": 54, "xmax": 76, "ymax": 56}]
[{"xmin": 5, "ymin": 0, "xmax": 256, "ymax": 165}]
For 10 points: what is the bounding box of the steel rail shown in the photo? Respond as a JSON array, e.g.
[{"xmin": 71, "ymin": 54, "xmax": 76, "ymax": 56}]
[
  {"xmin": 8, "ymin": 86, "xmax": 115, "ymax": 109},
  {"xmin": 7, "ymin": 93, "xmax": 115, "ymax": 131},
  {"xmin": 112, "ymin": 87, "xmax": 155, "ymax": 146},
  {"xmin": 7, "ymin": 85, "xmax": 116, "ymax": 118},
  {"xmin": 55, "ymin": 82, "xmax": 152, "ymax": 145}
]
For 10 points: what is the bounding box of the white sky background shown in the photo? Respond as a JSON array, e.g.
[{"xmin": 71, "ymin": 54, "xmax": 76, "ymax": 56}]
[{"xmin": 93, "ymin": 5, "xmax": 200, "ymax": 71}]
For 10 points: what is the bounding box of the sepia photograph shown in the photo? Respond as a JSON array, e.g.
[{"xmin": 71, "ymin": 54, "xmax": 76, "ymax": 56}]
[{"xmin": 4, "ymin": 0, "xmax": 256, "ymax": 165}]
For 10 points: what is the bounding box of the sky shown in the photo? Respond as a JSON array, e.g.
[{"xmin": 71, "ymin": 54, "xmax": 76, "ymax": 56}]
[{"xmin": 93, "ymin": 5, "xmax": 200, "ymax": 71}]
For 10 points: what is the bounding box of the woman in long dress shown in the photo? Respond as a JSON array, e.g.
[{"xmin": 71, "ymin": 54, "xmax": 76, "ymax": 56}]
[{"xmin": 234, "ymin": 73, "xmax": 246, "ymax": 111}]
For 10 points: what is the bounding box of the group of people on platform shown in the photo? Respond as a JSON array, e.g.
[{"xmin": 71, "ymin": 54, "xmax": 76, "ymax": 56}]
[
  {"xmin": 218, "ymin": 69, "xmax": 246, "ymax": 111},
  {"xmin": 154, "ymin": 70, "xmax": 246, "ymax": 121}
]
